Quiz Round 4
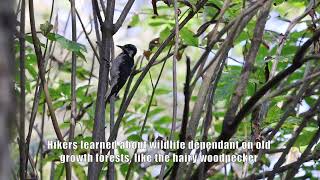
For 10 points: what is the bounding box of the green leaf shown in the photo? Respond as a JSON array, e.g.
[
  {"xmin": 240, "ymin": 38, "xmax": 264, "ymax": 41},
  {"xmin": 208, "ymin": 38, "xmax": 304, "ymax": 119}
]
[
  {"xmin": 149, "ymin": 19, "xmax": 174, "ymax": 27},
  {"xmin": 154, "ymin": 116, "xmax": 171, "ymax": 125},
  {"xmin": 59, "ymin": 121, "xmax": 70, "ymax": 129},
  {"xmin": 82, "ymin": 120, "xmax": 94, "ymax": 131},
  {"xmin": 43, "ymin": 149, "xmax": 62, "ymax": 165},
  {"xmin": 129, "ymin": 15, "xmax": 140, "ymax": 27},
  {"xmin": 25, "ymin": 63, "xmax": 37, "ymax": 79},
  {"xmin": 149, "ymin": 107, "xmax": 165, "ymax": 116},
  {"xmin": 125, "ymin": 126, "xmax": 141, "ymax": 134},
  {"xmin": 261, "ymin": 155, "xmax": 271, "ymax": 167},
  {"xmin": 127, "ymin": 134, "xmax": 141, "ymax": 142},
  {"xmin": 180, "ymin": 28, "xmax": 198, "ymax": 46},
  {"xmin": 294, "ymin": 129, "xmax": 316, "ymax": 147},
  {"xmin": 120, "ymin": 164, "xmax": 129, "ymax": 177},
  {"xmin": 265, "ymin": 106, "xmax": 282, "ymax": 125},
  {"xmin": 118, "ymin": 147, "xmax": 130, "ymax": 156},
  {"xmin": 155, "ymin": 87, "xmax": 171, "ymax": 95},
  {"xmin": 216, "ymin": 66, "xmax": 241, "ymax": 101},
  {"xmin": 26, "ymin": 53, "xmax": 37, "ymax": 65},
  {"xmin": 54, "ymin": 163, "xmax": 64, "ymax": 180},
  {"xmin": 46, "ymin": 33, "xmax": 87, "ymax": 60},
  {"xmin": 305, "ymin": 97, "xmax": 316, "ymax": 107},
  {"xmin": 59, "ymin": 62, "xmax": 92, "ymax": 80},
  {"xmin": 48, "ymin": 88, "xmax": 62, "ymax": 100},
  {"xmin": 154, "ymin": 125, "xmax": 170, "ymax": 135},
  {"xmin": 160, "ymin": 27, "xmax": 171, "ymax": 44},
  {"xmin": 59, "ymin": 82, "xmax": 71, "ymax": 98},
  {"xmin": 53, "ymin": 100, "xmax": 66, "ymax": 110},
  {"xmin": 25, "ymin": 35, "xmax": 46, "ymax": 47},
  {"xmin": 73, "ymin": 163, "xmax": 86, "ymax": 180}
]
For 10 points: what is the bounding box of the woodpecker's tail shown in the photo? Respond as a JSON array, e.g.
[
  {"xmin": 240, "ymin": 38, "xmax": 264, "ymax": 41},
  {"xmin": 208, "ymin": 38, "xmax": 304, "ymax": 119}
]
[
  {"xmin": 105, "ymin": 90, "xmax": 113, "ymax": 103},
  {"xmin": 105, "ymin": 86, "xmax": 117, "ymax": 103},
  {"xmin": 105, "ymin": 94, "xmax": 111, "ymax": 103},
  {"xmin": 105, "ymin": 94, "xmax": 115, "ymax": 103}
]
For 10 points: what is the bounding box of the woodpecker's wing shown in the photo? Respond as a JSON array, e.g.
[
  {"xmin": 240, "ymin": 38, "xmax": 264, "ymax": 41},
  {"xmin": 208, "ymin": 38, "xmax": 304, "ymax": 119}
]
[
  {"xmin": 110, "ymin": 54, "xmax": 126, "ymax": 86},
  {"xmin": 105, "ymin": 53, "xmax": 126, "ymax": 101}
]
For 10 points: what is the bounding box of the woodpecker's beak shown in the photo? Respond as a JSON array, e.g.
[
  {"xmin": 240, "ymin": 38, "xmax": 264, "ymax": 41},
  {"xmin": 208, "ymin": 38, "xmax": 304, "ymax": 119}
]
[{"xmin": 117, "ymin": 45, "xmax": 124, "ymax": 51}]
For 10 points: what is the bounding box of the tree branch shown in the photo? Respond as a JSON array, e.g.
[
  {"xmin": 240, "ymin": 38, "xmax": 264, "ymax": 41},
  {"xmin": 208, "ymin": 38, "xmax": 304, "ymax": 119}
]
[
  {"xmin": 69, "ymin": 0, "xmax": 77, "ymax": 145},
  {"xmin": 113, "ymin": 0, "xmax": 135, "ymax": 33},
  {"xmin": 75, "ymin": 9, "xmax": 100, "ymax": 63},
  {"xmin": 159, "ymin": 1, "xmax": 179, "ymax": 177},
  {"xmin": 68, "ymin": 0, "xmax": 77, "ymax": 177},
  {"xmin": 18, "ymin": 0, "xmax": 26, "ymax": 178},
  {"xmin": 92, "ymin": 0, "xmax": 103, "ymax": 26},
  {"xmin": 223, "ymin": 1, "xmax": 271, "ymax": 129},
  {"xmin": 170, "ymin": 56, "xmax": 191, "ymax": 180}
]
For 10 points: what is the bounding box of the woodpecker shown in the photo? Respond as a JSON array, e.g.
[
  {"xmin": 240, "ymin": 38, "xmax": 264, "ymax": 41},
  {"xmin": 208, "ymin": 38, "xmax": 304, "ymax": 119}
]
[{"xmin": 105, "ymin": 44, "xmax": 137, "ymax": 102}]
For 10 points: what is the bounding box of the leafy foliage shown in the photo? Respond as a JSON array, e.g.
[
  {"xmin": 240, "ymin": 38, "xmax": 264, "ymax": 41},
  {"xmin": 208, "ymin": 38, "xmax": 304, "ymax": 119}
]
[{"xmin": 13, "ymin": 0, "xmax": 320, "ymax": 179}]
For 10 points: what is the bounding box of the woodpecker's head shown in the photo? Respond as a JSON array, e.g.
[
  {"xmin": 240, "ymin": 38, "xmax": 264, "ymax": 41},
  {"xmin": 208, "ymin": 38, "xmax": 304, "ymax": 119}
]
[{"xmin": 117, "ymin": 44, "xmax": 137, "ymax": 58}]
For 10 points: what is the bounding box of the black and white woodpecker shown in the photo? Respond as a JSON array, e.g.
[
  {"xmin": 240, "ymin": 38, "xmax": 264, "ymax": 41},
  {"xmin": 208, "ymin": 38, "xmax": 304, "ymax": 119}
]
[{"xmin": 105, "ymin": 44, "xmax": 137, "ymax": 102}]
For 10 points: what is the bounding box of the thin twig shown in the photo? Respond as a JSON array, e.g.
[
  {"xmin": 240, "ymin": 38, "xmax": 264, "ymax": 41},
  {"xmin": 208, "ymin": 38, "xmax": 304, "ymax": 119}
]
[
  {"xmin": 114, "ymin": 0, "xmax": 136, "ymax": 33},
  {"xmin": 75, "ymin": 9, "xmax": 101, "ymax": 63},
  {"xmin": 18, "ymin": 0, "xmax": 26, "ymax": 178},
  {"xmin": 68, "ymin": 0, "xmax": 77, "ymax": 177},
  {"xmin": 159, "ymin": 1, "xmax": 179, "ymax": 178},
  {"xmin": 125, "ymin": 55, "xmax": 170, "ymax": 180},
  {"xmin": 170, "ymin": 56, "xmax": 191, "ymax": 180}
]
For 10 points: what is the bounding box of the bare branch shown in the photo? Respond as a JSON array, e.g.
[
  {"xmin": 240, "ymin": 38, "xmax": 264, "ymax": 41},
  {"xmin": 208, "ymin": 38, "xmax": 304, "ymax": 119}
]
[
  {"xmin": 76, "ymin": 10, "xmax": 100, "ymax": 63},
  {"xmin": 170, "ymin": 56, "xmax": 191, "ymax": 179},
  {"xmin": 92, "ymin": 0, "xmax": 103, "ymax": 26},
  {"xmin": 18, "ymin": 0, "xmax": 26, "ymax": 178},
  {"xmin": 159, "ymin": 1, "xmax": 179, "ymax": 177},
  {"xmin": 69, "ymin": 0, "xmax": 77, "ymax": 145},
  {"xmin": 113, "ymin": 0, "xmax": 136, "ymax": 33},
  {"xmin": 223, "ymin": 0, "xmax": 271, "ymax": 134}
]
